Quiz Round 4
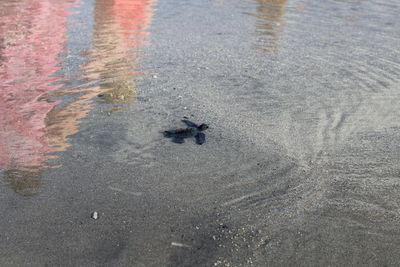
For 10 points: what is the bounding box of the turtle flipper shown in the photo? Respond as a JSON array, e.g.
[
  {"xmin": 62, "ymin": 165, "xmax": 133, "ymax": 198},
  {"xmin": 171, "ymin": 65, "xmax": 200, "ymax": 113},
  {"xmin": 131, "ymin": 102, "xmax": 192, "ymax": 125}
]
[
  {"xmin": 195, "ymin": 132, "xmax": 206, "ymax": 145},
  {"xmin": 164, "ymin": 131, "xmax": 185, "ymax": 144},
  {"xmin": 182, "ymin": 119, "xmax": 198, "ymax": 128},
  {"xmin": 163, "ymin": 130, "xmax": 174, "ymax": 138},
  {"xmin": 172, "ymin": 136, "xmax": 185, "ymax": 144}
]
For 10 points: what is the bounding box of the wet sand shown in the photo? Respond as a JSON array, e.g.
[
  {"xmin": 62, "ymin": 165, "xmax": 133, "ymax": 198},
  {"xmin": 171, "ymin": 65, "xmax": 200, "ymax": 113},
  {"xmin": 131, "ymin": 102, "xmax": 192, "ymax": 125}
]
[{"xmin": 1, "ymin": 0, "xmax": 400, "ymax": 266}]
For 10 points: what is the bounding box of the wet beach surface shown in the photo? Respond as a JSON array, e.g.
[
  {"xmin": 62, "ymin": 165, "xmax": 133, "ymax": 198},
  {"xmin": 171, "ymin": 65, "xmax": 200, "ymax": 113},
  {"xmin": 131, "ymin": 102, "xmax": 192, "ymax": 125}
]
[{"xmin": 1, "ymin": 0, "xmax": 400, "ymax": 266}]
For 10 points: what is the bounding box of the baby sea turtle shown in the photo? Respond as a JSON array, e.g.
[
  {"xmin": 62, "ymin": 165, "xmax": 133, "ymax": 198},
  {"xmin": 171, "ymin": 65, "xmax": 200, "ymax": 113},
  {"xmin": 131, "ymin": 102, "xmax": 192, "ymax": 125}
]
[{"xmin": 163, "ymin": 119, "xmax": 209, "ymax": 145}]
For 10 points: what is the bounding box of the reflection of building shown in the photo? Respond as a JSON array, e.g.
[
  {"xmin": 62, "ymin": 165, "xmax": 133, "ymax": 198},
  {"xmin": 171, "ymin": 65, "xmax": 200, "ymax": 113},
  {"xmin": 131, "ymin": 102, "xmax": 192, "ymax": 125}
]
[
  {"xmin": 82, "ymin": 0, "xmax": 154, "ymax": 104},
  {"xmin": 0, "ymin": 0, "xmax": 79, "ymax": 195},
  {"xmin": 47, "ymin": 0, "xmax": 155, "ymax": 152},
  {"xmin": 3, "ymin": 168, "xmax": 42, "ymax": 197},
  {"xmin": 254, "ymin": 0, "xmax": 287, "ymax": 52},
  {"xmin": 0, "ymin": 0, "xmax": 154, "ymax": 195}
]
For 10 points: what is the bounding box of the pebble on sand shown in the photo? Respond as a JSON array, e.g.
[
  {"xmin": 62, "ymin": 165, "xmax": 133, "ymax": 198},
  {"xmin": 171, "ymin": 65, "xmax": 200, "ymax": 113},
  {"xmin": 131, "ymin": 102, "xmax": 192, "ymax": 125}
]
[{"xmin": 91, "ymin": 211, "xmax": 99, "ymax": 220}]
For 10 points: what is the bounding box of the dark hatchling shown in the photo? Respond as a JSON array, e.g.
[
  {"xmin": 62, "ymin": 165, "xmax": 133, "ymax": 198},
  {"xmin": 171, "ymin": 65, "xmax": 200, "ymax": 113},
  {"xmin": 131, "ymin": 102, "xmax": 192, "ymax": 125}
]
[{"xmin": 163, "ymin": 119, "xmax": 209, "ymax": 145}]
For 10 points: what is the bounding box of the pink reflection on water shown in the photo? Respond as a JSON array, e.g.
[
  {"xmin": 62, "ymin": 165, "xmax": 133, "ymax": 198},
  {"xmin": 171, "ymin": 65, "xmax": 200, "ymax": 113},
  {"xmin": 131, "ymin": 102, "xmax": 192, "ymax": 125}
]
[
  {"xmin": 0, "ymin": 0, "xmax": 79, "ymax": 170},
  {"xmin": 0, "ymin": 0, "xmax": 155, "ymax": 195}
]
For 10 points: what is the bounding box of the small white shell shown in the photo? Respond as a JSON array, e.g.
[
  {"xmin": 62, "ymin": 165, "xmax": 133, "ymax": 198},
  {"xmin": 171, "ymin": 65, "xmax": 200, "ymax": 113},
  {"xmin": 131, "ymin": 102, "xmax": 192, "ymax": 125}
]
[{"xmin": 91, "ymin": 211, "xmax": 99, "ymax": 220}]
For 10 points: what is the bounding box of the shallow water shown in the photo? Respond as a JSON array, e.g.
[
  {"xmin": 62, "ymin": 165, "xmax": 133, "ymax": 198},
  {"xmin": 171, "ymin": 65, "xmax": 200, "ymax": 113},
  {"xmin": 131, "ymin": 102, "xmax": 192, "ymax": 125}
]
[{"xmin": 1, "ymin": 0, "xmax": 400, "ymax": 266}]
